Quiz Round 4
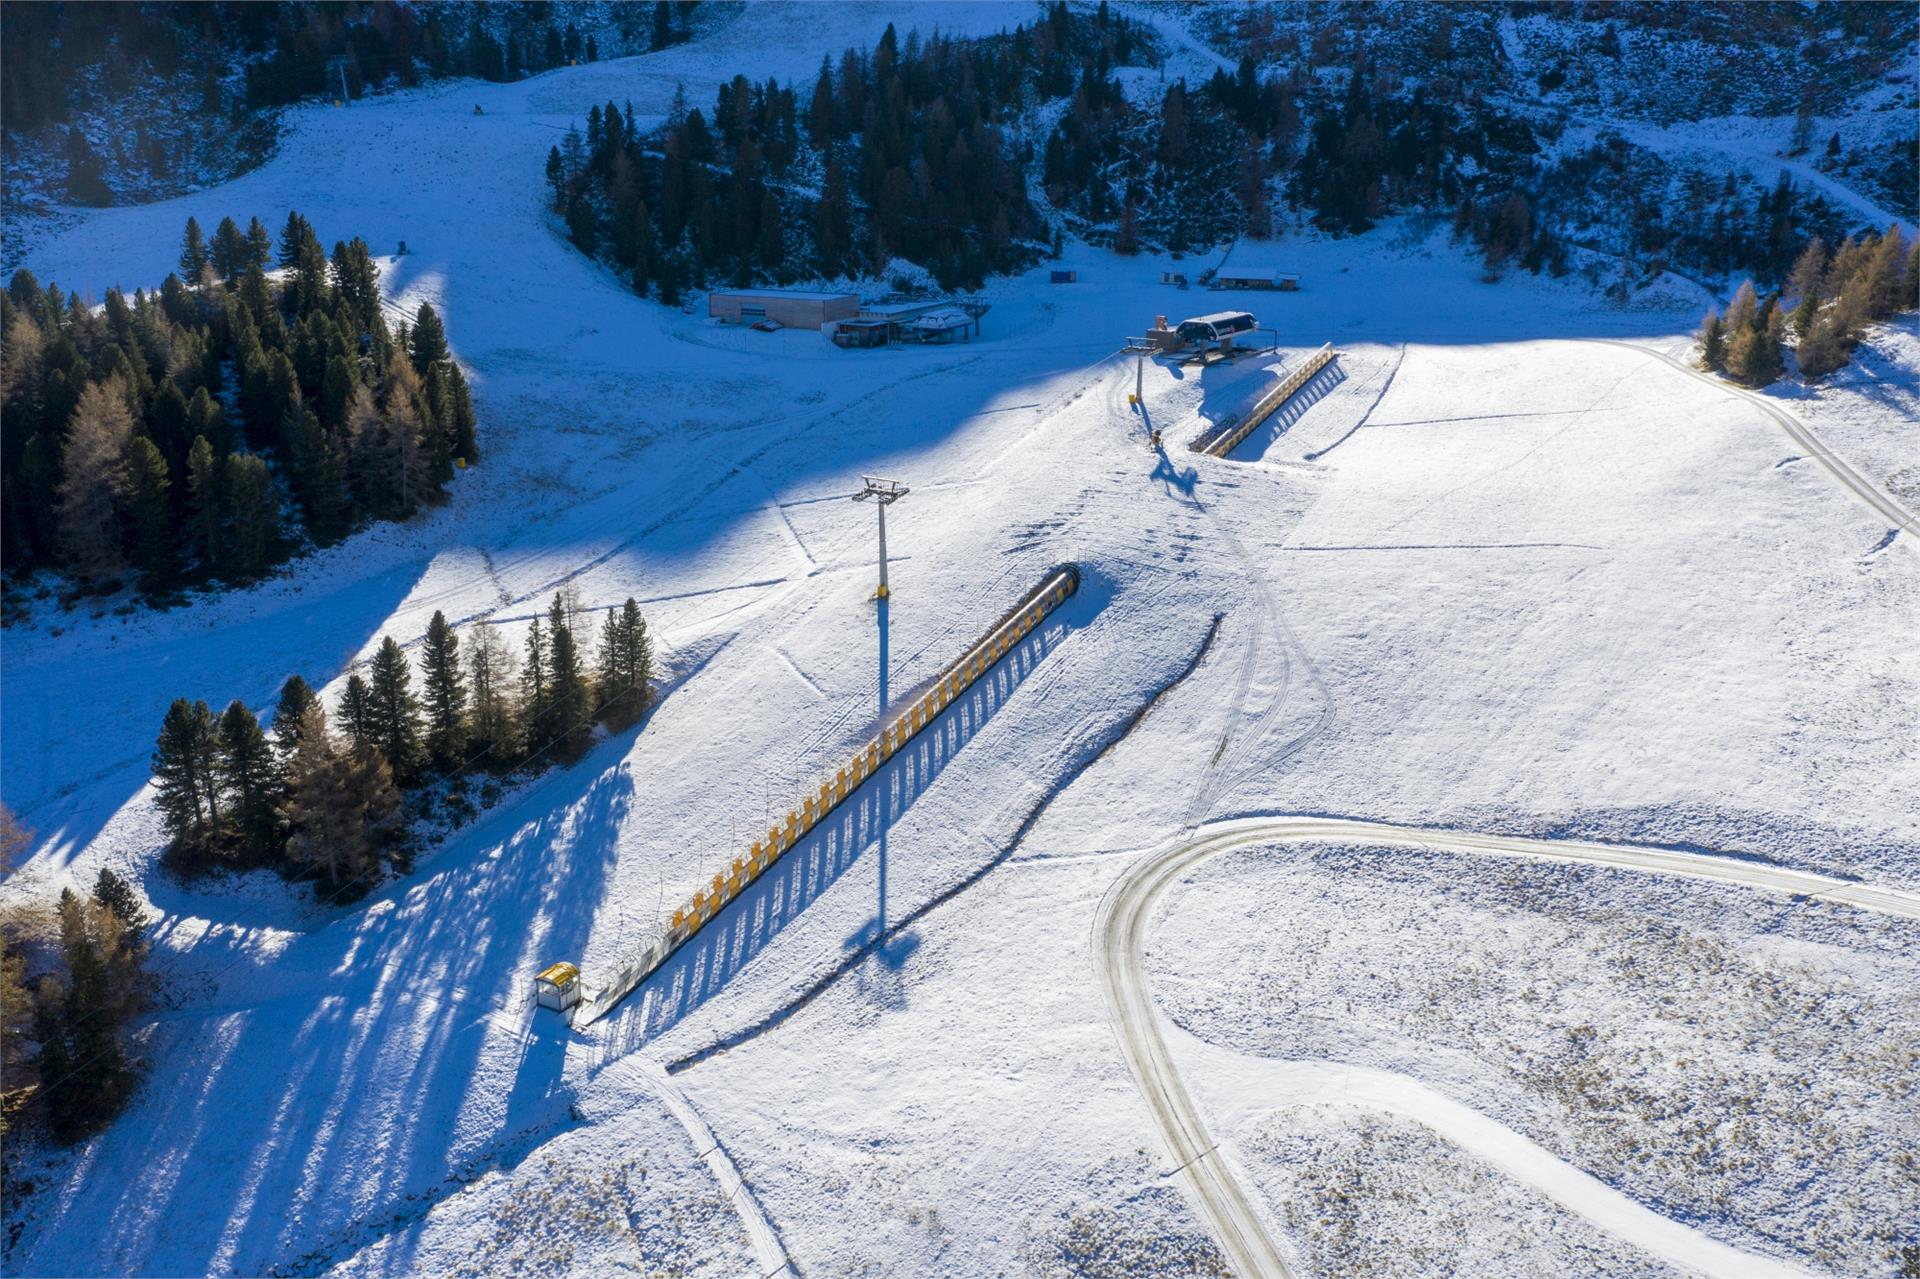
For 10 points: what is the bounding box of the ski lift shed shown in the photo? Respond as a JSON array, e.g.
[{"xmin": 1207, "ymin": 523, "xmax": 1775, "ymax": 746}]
[{"xmin": 534, "ymin": 961, "xmax": 581, "ymax": 1012}]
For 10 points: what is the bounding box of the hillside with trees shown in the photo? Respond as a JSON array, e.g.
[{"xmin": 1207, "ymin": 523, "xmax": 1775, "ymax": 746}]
[
  {"xmin": 546, "ymin": 2, "xmax": 1900, "ymax": 304},
  {"xmin": 0, "ymin": 212, "xmax": 478, "ymax": 607},
  {"xmin": 1697, "ymin": 225, "xmax": 1917, "ymax": 386},
  {"xmin": 1, "ymin": 2, "xmax": 711, "ymax": 231},
  {"xmin": 152, "ymin": 596, "xmax": 654, "ymax": 900},
  {"xmin": 2, "ymin": 800, "xmax": 153, "ymax": 1145}
]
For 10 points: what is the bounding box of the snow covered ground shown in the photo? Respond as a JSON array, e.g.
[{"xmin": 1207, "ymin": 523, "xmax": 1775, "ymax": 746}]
[
  {"xmin": 1151, "ymin": 842, "xmax": 1920, "ymax": 1276},
  {"xmin": 3, "ymin": 4, "xmax": 1916, "ymax": 1276}
]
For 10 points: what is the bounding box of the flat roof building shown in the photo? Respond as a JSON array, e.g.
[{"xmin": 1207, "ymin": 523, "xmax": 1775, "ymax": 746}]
[
  {"xmin": 1214, "ymin": 267, "xmax": 1300, "ymax": 291},
  {"xmin": 709, "ymin": 289, "xmax": 859, "ymax": 329}
]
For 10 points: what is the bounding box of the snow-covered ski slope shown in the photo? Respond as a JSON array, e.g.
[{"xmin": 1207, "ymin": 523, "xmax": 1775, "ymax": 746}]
[{"xmin": 3, "ymin": 5, "xmax": 1917, "ymax": 1276}]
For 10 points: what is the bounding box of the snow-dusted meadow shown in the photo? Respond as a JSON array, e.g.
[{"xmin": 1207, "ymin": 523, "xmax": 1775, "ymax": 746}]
[{"xmin": 3, "ymin": 4, "xmax": 1916, "ymax": 1276}]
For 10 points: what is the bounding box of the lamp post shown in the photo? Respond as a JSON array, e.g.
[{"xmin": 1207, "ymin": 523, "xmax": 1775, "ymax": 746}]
[{"xmin": 852, "ymin": 476, "xmax": 909, "ymax": 600}]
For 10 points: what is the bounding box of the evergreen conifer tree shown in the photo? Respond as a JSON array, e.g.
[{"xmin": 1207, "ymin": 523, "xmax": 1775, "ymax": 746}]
[
  {"xmin": 152, "ymin": 698, "xmax": 221, "ymax": 844},
  {"xmin": 223, "ymin": 453, "xmax": 280, "ymax": 578},
  {"xmin": 210, "ymin": 216, "xmax": 247, "ymax": 283},
  {"xmin": 367, "ymin": 637, "xmax": 425, "ymax": 782},
  {"xmin": 544, "ymin": 595, "xmax": 592, "ymax": 753},
  {"xmin": 275, "ymin": 676, "xmax": 319, "ymax": 757},
  {"xmin": 124, "ymin": 436, "xmax": 173, "ymax": 589},
  {"xmin": 520, "ymin": 615, "xmax": 549, "ymax": 748},
  {"xmin": 1698, "ymin": 309, "xmax": 1726, "ymax": 371},
  {"xmin": 408, "ymin": 303, "xmax": 450, "ymax": 376},
  {"xmin": 91, "ymin": 868, "xmax": 147, "ymax": 940},
  {"xmin": 420, "ymin": 611, "xmax": 468, "ymax": 769},
  {"xmin": 595, "ymin": 599, "xmax": 654, "ymax": 726},
  {"xmin": 448, "ymin": 364, "xmax": 478, "ymax": 464},
  {"xmin": 245, "ymin": 216, "xmax": 273, "ymax": 271},
  {"xmin": 186, "ymin": 435, "xmax": 223, "ymax": 570},
  {"xmin": 339, "ymin": 673, "xmax": 375, "ymax": 752},
  {"xmin": 218, "ymin": 700, "xmax": 284, "ymax": 854},
  {"xmin": 179, "ymin": 217, "xmax": 208, "ymax": 282}
]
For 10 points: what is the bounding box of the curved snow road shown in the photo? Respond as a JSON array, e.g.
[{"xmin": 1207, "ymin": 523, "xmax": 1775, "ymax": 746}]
[
  {"xmin": 1593, "ymin": 339, "xmax": 1920, "ymax": 545},
  {"xmin": 1094, "ymin": 816, "xmax": 1920, "ymax": 1279}
]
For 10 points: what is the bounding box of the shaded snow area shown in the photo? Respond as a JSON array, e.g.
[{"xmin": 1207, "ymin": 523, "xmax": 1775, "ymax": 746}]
[
  {"xmin": 1149, "ymin": 843, "xmax": 1920, "ymax": 1277},
  {"xmin": 2, "ymin": 3, "xmax": 1916, "ymax": 1276},
  {"xmin": 314, "ymin": 1062, "xmax": 756, "ymax": 1279}
]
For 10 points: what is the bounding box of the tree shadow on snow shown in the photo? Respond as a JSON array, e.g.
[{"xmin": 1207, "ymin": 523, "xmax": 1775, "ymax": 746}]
[{"xmin": 39, "ymin": 747, "xmax": 635, "ymax": 1278}]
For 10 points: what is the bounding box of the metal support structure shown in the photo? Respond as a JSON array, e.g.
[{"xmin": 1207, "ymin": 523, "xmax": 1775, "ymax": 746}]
[{"xmin": 852, "ymin": 476, "xmax": 909, "ymax": 600}]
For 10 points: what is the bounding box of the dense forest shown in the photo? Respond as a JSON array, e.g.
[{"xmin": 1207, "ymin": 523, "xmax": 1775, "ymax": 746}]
[
  {"xmin": 546, "ymin": 1, "xmax": 1874, "ymax": 304},
  {"xmin": 3, "ymin": 2, "xmax": 707, "ymax": 211},
  {"xmin": 0, "ymin": 212, "xmax": 477, "ymax": 602}
]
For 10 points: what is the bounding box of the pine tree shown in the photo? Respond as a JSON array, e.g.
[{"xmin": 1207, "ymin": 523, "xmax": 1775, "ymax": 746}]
[
  {"xmin": 595, "ymin": 598, "xmax": 654, "ymax": 726},
  {"xmin": 123, "ymin": 436, "xmax": 173, "ymax": 589},
  {"xmin": 284, "ymin": 706, "xmax": 399, "ymax": 890},
  {"xmin": 223, "ymin": 452, "xmax": 280, "ymax": 578},
  {"xmin": 275, "ymin": 675, "xmax": 319, "ymax": 757},
  {"xmin": 186, "ymin": 436, "xmax": 223, "ymax": 570},
  {"xmin": 420, "ymin": 610, "xmax": 468, "ymax": 769},
  {"xmin": 218, "ymin": 700, "xmax": 284, "ymax": 854},
  {"xmin": 520, "ymin": 615, "xmax": 549, "ymax": 747},
  {"xmin": 466, "ymin": 622, "xmax": 518, "ymax": 762},
  {"xmin": 448, "ymin": 363, "xmax": 478, "ymax": 464},
  {"xmin": 58, "ymin": 377, "xmax": 136, "ymax": 581},
  {"xmin": 339, "ymin": 673, "xmax": 375, "ymax": 753},
  {"xmin": 245, "ymin": 216, "xmax": 274, "ymax": 271},
  {"xmin": 180, "ymin": 216, "xmax": 208, "ymax": 282},
  {"xmin": 1698, "ymin": 308, "xmax": 1726, "ymax": 371},
  {"xmin": 91, "ymin": 868, "xmax": 148, "ymax": 940},
  {"xmin": 544, "ymin": 594, "xmax": 592, "ymax": 754},
  {"xmin": 407, "ymin": 302, "xmax": 450, "ymax": 376},
  {"xmin": 367, "ymin": 637, "xmax": 425, "ymax": 782},
  {"xmin": 211, "ymin": 216, "xmax": 247, "ymax": 283},
  {"xmin": 153, "ymin": 698, "xmax": 221, "ymax": 844}
]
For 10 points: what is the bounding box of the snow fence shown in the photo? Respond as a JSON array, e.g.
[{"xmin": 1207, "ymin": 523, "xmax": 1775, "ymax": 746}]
[
  {"xmin": 1191, "ymin": 342, "xmax": 1337, "ymax": 457},
  {"xmin": 573, "ymin": 564, "xmax": 1082, "ymax": 1025}
]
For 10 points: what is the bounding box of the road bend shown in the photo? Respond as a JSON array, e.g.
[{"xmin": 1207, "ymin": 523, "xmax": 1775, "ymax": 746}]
[{"xmin": 1095, "ymin": 815, "xmax": 1920, "ymax": 1279}]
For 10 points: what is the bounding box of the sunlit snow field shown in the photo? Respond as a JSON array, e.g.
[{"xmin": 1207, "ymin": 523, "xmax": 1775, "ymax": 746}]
[{"xmin": 3, "ymin": 4, "xmax": 1917, "ymax": 1277}]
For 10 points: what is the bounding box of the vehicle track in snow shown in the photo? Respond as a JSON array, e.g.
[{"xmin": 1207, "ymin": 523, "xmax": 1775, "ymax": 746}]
[
  {"xmin": 1588, "ymin": 338, "xmax": 1919, "ymax": 548},
  {"xmin": 1095, "ymin": 816, "xmax": 1920, "ymax": 1279}
]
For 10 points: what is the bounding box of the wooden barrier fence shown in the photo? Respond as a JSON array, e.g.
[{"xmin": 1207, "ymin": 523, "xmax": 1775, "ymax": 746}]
[
  {"xmin": 572, "ymin": 564, "xmax": 1082, "ymax": 1025},
  {"xmin": 1191, "ymin": 342, "xmax": 1337, "ymax": 457}
]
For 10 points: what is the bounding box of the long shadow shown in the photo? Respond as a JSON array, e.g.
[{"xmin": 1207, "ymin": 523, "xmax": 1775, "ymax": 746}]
[
  {"xmin": 592, "ymin": 616, "xmax": 1066, "ymax": 1058},
  {"xmin": 1227, "ymin": 359, "xmax": 1348, "ymax": 462},
  {"xmin": 3, "ymin": 559, "xmax": 427, "ymax": 919},
  {"xmin": 29, "ymin": 744, "xmax": 636, "ymax": 1278}
]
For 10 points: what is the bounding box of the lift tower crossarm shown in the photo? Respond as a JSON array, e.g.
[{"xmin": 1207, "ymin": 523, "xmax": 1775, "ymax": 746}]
[{"xmin": 852, "ymin": 476, "xmax": 910, "ymax": 599}]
